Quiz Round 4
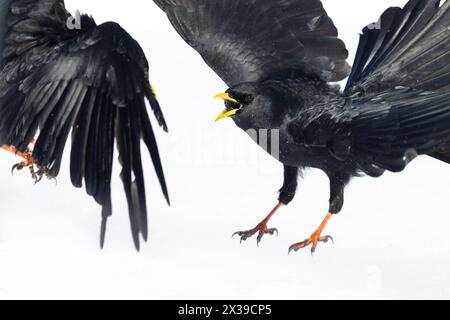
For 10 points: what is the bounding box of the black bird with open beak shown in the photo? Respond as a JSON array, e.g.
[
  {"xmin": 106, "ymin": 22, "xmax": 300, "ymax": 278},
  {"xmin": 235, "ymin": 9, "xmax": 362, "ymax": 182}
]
[{"xmin": 156, "ymin": 0, "xmax": 450, "ymax": 254}]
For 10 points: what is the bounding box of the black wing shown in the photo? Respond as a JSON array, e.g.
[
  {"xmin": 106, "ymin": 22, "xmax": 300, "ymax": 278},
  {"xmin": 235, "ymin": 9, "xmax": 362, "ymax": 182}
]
[
  {"xmin": 345, "ymin": 0, "xmax": 450, "ymax": 95},
  {"xmin": 154, "ymin": 0, "xmax": 351, "ymax": 86},
  {"xmin": 287, "ymin": 88, "xmax": 450, "ymax": 175},
  {"xmin": 0, "ymin": 0, "xmax": 169, "ymax": 250},
  {"xmin": 343, "ymin": 0, "xmax": 450, "ymax": 165}
]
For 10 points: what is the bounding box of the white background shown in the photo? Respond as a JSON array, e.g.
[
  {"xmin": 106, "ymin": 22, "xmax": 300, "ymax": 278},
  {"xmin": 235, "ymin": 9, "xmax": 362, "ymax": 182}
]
[{"xmin": 1, "ymin": 0, "xmax": 450, "ymax": 299}]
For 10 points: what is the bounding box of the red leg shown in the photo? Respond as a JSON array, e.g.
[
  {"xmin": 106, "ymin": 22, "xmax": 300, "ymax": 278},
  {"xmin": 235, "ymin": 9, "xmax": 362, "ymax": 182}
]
[
  {"xmin": 233, "ymin": 202, "xmax": 283, "ymax": 245},
  {"xmin": 1, "ymin": 145, "xmax": 31, "ymax": 160},
  {"xmin": 2, "ymin": 140, "xmax": 44, "ymax": 182}
]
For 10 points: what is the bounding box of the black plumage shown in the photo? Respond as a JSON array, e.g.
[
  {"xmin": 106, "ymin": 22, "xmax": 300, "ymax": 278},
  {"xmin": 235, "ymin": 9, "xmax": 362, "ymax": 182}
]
[
  {"xmin": 155, "ymin": 0, "xmax": 450, "ymax": 253},
  {"xmin": 0, "ymin": 0, "xmax": 169, "ymax": 250}
]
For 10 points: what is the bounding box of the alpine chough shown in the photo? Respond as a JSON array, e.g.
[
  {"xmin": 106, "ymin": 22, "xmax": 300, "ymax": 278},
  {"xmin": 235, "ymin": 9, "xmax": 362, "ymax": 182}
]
[{"xmin": 154, "ymin": 0, "xmax": 450, "ymax": 254}]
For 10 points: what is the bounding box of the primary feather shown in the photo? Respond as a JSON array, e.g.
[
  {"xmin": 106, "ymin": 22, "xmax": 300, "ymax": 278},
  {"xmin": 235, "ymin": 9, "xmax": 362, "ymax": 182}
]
[
  {"xmin": 154, "ymin": 0, "xmax": 351, "ymax": 86},
  {"xmin": 0, "ymin": 0, "xmax": 169, "ymax": 250},
  {"xmin": 346, "ymin": 0, "xmax": 450, "ymax": 94}
]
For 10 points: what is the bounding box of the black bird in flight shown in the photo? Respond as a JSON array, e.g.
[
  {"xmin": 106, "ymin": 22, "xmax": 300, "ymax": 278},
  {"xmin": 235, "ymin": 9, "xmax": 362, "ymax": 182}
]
[
  {"xmin": 154, "ymin": 0, "xmax": 450, "ymax": 254},
  {"xmin": 0, "ymin": 0, "xmax": 169, "ymax": 250}
]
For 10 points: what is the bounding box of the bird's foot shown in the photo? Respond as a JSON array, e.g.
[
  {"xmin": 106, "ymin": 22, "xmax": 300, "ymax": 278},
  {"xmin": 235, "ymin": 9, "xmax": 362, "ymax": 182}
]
[
  {"xmin": 233, "ymin": 222, "xmax": 278, "ymax": 245},
  {"xmin": 233, "ymin": 202, "xmax": 283, "ymax": 246},
  {"xmin": 35, "ymin": 166, "xmax": 56, "ymax": 184},
  {"xmin": 289, "ymin": 233, "xmax": 334, "ymax": 255},
  {"xmin": 10, "ymin": 147, "xmax": 34, "ymax": 177},
  {"xmin": 4, "ymin": 141, "xmax": 55, "ymax": 184},
  {"xmin": 11, "ymin": 158, "xmax": 54, "ymax": 184},
  {"xmin": 289, "ymin": 212, "xmax": 334, "ymax": 255}
]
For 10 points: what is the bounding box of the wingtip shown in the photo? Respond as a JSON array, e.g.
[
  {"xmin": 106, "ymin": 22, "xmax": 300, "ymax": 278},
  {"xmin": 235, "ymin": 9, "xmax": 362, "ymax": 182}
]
[
  {"xmin": 163, "ymin": 188, "xmax": 171, "ymax": 206},
  {"xmin": 133, "ymin": 240, "xmax": 141, "ymax": 252},
  {"xmin": 100, "ymin": 203, "xmax": 112, "ymax": 249},
  {"xmin": 100, "ymin": 216, "xmax": 109, "ymax": 249}
]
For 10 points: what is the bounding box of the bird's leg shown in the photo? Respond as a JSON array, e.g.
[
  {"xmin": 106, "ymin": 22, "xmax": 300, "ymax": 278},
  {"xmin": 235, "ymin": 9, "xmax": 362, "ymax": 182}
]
[
  {"xmin": 234, "ymin": 166, "xmax": 299, "ymax": 245},
  {"xmin": 233, "ymin": 202, "xmax": 283, "ymax": 245},
  {"xmin": 35, "ymin": 166, "xmax": 56, "ymax": 183},
  {"xmin": 3, "ymin": 144, "xmax": 34, "ymax": 173},
  {"xmin": 2, "ymin": 139, "xmax": 48, "ymax": 183},
  {"xmin": 289, "ymin": 212, "xmax": 334, "ymax": 255},
  {"xmin": 289, "ymin": 174, "xmax": 348, "ymax": 255}
]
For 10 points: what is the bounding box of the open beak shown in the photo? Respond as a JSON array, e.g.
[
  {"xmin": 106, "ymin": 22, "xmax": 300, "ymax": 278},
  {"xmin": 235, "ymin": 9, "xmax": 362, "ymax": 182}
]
[{"xmin": 214, "ymin": 93, "xmax": 239, "ymax": 122}]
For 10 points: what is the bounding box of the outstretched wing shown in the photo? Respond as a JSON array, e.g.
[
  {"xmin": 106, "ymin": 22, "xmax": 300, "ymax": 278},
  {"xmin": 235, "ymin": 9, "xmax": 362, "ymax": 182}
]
[
  {"xmin": 287, "ymin": 88, "xmax": 450, "ymax": 175},
  {"xmin": 154, "ymin": 0, "xmax": 351, "ymax": 86},
  {"xmin": 0, "ymin": 0, "xmax": 169, "ymax": 250},
  {"xmin": 345, "ymin": 0, "xmax": 450, "ymax": 95}
]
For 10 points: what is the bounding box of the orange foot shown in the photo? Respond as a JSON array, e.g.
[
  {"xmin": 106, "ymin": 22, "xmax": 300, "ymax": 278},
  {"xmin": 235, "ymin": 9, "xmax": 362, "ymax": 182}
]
[
  {"xmin": 289, "ymin": 212, "xmax": 334, "ymax": 255},
  {"xmin": 2, "ymin": 140, "xmax": 54, "ymax": 184}
]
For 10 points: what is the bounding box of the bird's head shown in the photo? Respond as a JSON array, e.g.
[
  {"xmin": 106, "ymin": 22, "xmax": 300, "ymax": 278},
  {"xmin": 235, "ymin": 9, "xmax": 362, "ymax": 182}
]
[{"xmin": 214, "ymin": 83, "xmax": 280, "ymax": 130}]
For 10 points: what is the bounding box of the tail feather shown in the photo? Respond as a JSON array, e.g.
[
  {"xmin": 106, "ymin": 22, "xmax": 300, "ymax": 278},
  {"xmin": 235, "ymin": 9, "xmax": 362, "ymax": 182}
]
[
  {"xmin": 346, "ymin": 0, "xmax": 450, "ymax": 165},
  {"xmin": 346, "ymin": 0, "xmax": 450, "ymax": 94}
]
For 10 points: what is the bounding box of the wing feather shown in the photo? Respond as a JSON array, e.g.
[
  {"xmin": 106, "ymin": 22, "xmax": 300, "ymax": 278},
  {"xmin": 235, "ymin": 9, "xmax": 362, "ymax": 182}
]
[
  {"xmin": 155, "ymin": 0, "xmax": 350, "ymax": 85},
  {"xmin": 0, "ymin": 0, "xmax": 169, "ymax": 249}
]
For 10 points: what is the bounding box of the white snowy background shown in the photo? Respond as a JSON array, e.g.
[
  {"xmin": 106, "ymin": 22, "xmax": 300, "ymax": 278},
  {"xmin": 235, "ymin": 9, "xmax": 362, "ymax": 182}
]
[{"xmin": 1, "ymin": 0, "xmax": 450, "ymax": 299}]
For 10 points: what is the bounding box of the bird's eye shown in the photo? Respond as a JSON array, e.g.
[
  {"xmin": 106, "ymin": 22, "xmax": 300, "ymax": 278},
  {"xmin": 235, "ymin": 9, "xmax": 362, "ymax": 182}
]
[
  {"xmin": 242, "ymin": 95, "xmax": 254, "ymax": 105},
  {"xmin": 231, "ymin": 93, "xmax": 253, "ymax": 105}
]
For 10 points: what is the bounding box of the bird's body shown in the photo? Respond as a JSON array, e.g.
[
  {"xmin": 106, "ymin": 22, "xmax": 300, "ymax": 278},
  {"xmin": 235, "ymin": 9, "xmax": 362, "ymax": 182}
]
[
  {"xmin": 154, "ymin": 0, "xmax": 450, "ymax": 253},
  {"xmin": 229, "ymin": 78, "xmax": 349, "ymax": 170},
  {"xmin": 2, "ymin": 0, "xmax": 450, "ymax": 253},
  {"xmin": 233, "ymin": 77, "xmax": 450, "ymax": 176}
]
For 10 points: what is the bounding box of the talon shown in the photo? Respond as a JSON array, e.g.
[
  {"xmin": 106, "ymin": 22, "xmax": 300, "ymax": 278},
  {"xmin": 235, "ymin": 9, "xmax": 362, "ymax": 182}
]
[
  {"xmin": 233, "ymin": 202, "xmax": 283, "ymax": 246},
  {"xmin": 49, "ymin": 176, "xmax": 57, "ymax": 185},
  {"xmin": 11, "ymin": 163, "xmax": 23, "ymax": 174},
  {"xmin": 233, "ymin": 228, "xmax": 259, "ymax": 243},
  {"xmin": 34, "ymin": 173, "xmax": 43, "ymax": 184},
  {"xmin": 289, "ymin": 213, "xmax": 334, "ymax": 256},
  {"xmin": 3, "ymin": 142, "xmax": 50, "ymax": 185},
  {"xmin": 257, "ymin": 230, "xmax": 264, "ymax": 246},
  {"xmin": 319, "ymin": 235, "xmax": 334, "ymax": 244},
  {"xmin": 288, "ymin": 239, "xmax": 311, "ymax": 255},
  {"xmin": 234, "ymin": 223, "xmax": 279, "ymax": 246}
]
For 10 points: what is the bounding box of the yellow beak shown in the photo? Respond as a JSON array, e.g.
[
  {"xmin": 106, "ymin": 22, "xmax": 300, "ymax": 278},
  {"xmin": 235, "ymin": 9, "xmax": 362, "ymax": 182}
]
[
  {"xmin": 214, "ymin": 92, "xmax": 239, "ymax": 122},
  {"xmin": 214, "ymin": 93, "xmax": 238, "ymax": 103},
  {"xmin": 150, "ymin": 83, "xmax": 157, "ymax": 97},
  {"xmin": 215, "ymin": 109, "xmax": 239, "ymax": 122}
]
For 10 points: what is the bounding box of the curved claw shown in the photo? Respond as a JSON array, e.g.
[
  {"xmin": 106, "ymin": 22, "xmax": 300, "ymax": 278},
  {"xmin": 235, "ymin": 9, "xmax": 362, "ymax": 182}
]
[
  {"xmin": 288, "ymin": 244, "xmax": 298, "ymax": 255},
  {"xmin": 233, "ymin": 225, "xmax": 279, "ymax": 246},
  {"xmin": 288, "ymin": 239, "xmax": 311, "ymax": 255},
  {"xmin": 232, "ymin": 231, "xmax": 244, "ymax": 238},
  {"xmin": 289, "ymin": 235, "xmax": 335, "ymax": 256},
  {"xmin": 11, "ymin": 163, "xmax": 23, "ymax": 175},
  {"xmin": 319, "ymin": 235, "xmax": 334, "ymax": 244},
  {"xmin": 34, "ymin": 174, "xmax": 43, "ymax": 185},
  {"xmin": 256, "ymin": 228, "xmax": 278, "ymax": 246},
  {"xmin": 232, "ymin": 230, "xmax": 255, "ymax": 243}
]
